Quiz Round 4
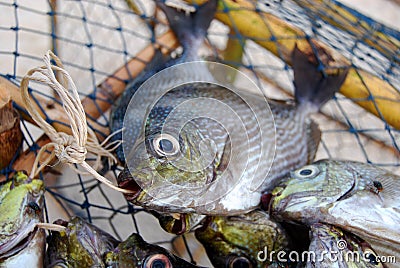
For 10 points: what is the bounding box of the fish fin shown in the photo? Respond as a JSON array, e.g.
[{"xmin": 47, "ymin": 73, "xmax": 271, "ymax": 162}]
[
  {"xmin": 306, "ymin": 119, "xmax": 321, "ymax": 164},
  {"xmin": 156, "ymin": 0, "xmax": 217, "ymax": 53},
  {"xmin": 292, "ymin": 44, "xmax": 349, "ymax": 109}
]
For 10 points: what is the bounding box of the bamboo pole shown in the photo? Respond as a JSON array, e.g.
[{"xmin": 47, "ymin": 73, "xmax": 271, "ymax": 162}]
[{"xmin": 292, "ymin": 0, "xmax": 399, "ymax": 60}]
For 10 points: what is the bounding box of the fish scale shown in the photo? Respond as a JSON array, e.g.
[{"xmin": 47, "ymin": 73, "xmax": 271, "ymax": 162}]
[
  {"xmin": 269, "ymin": 160, "xmax": 400, "ymax": 266},
  {"xmin": 114, "ymin": 0, "xmax": 349, "ymax": 215},
  {"xmin": 120, "ymin": 80, "xmax": 334, "ymax": 215}
]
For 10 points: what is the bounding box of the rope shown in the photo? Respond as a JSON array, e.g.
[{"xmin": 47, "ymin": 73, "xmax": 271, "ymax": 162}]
[{"xmin": 20, "ymin": 50, "xmax": 133, "ymax": 194}]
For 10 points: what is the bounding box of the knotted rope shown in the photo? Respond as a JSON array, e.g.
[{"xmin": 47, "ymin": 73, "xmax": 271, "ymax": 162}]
[{"xmin": 20, "ymin": 50, "xmax": 133, "ymax": 194}]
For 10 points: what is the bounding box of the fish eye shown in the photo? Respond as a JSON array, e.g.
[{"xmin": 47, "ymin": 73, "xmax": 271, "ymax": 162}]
[
  {"xmin": 228, "ymin": 256, "xmax": 252, "ymax": 268},
  {"xmin": 294, "ymin": 165, "xmax": 320, "ymax": 179},
  {"xmin": 152, "ymin": 133, "xmax": 180, "ymax": 158},
  {"xmin": 27, "ymin": 201, "xmax": 41, "ymax": 213},
  {"xmin": 144, "ymin": 254, "xmax": 172, "ymax": 268}
]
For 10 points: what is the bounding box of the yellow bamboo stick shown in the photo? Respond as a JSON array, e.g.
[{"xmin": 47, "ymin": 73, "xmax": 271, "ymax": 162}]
[
  {"xmin": 182, "ymin": 0, "xmax": 400, "ymax": 129},
  {"xmin": 292, "ymin": 0, "xmax": 399, "ymax": 60}
]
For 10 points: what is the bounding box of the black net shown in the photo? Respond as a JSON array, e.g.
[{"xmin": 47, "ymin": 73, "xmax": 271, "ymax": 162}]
[{"xmin": 0, "ymin": 0, "xmax": 399, "ymax": 266}]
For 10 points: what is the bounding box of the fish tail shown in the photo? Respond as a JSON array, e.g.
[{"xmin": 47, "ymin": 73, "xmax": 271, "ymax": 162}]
[
  {"xmin": 292, "ymin": 44, "xmax": 349, "ymax": 110},
  {"xmin": 156, "ymin": 0, "xmax": 217, "ymax": 59}
]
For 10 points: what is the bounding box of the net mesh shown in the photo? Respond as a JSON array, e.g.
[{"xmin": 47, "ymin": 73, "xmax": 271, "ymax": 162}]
[{"xmin": 0, "ymin": 0, "xmax": 399, "ymax": 266}]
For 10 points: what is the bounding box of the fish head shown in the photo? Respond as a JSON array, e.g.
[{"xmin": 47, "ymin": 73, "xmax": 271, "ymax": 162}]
[
  {"xmin": 104, "ymin": 233, "xmax": 203, "ymax": 267},
  {"xmin": 268, "ymin": 160, "xmax": 357, "ymax": 223},
  {"xmin": 118, "ymin": 85, "xmax": 236, "ymax": 212},
  {"xmin": 195, "ymin": 210, "xmax": 290, "ymax": 267},
  {"xmin": 309, "ymin": 223, "xmax": 386, "ymax": 268},
  {"xmin": 45, "ymin": 216, "xmax": 119, "ymax": 267},
  {"xmin": 0, "ymin": 171, "xmax": 44, "ymax": 258}
]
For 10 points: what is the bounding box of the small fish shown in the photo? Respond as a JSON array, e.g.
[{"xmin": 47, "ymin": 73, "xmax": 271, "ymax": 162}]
[
  {"xmin": 104, "ymin": 233, "xmax": 204, "ymax": 268},
  {"xmin": 307, "ymin": 223, "xmax": 386, "ymax": 268},
  {"xmin": 116, "ymin": 1, "xmax": 349, "ymax": 215},
  {"xmin": 45, "ymin": 216, "xmax": 120, "ymax": 267},
  {"xmin": 0, "ymin": 171, "xmax": 45, "ymax": 267},
  {"xmin": 267, "ymin": 160, "xmax": 400, "ymax": 265},
  {"xmin": 195, "ymin": 210, "xmax": 292, "ymax": 268},
  {"xmin": 118, "ymin": 44, "xmax": 347, "ymax": 216}
]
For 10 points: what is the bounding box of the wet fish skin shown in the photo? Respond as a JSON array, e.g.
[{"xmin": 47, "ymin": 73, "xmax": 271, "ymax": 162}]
[
  {"xmin": 104, "ymin": 233, "xmax": 204, "ymax": 268},
  {"xmin": 109, "ymin": 0, "xmax": 217, "ymax": 164},
  {"xmin": 195, "ymin": 210, "xmax": 292, "ymax": 268},
  {"xmin": 117, "ymin": 46, "xmax": 349, "ymax": 215},
  {"xmin": 268, "ymin": 159, "xmax": 400, "ymax": 266},
  {"xmin": 307, "ymin": 223, "xmax": 387, "ymax": 268},
  {"xmin": 0, "ymin": 171, "xmax": 45, "ymax": 267},
  {"xmin": 45, "ymin": 216, "xmax": 119, "ymax": 268}
]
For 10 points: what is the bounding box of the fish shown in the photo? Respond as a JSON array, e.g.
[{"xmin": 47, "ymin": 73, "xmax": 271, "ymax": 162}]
[
  {"xmin": 195, "ymin": 210, "xmax": 292, "ymax": 268},
  {"xmin": 0, "ymin": 171, "xmax": 45, "ymax": 268},
  {"xmin": 45, "ymin": 216, "xmax": 120, "ymax": 267},
  {"xmin": 307, "ymin": 223, "xmax": 387, "ymax": 268},
  {"xmin": 150, "ymin": 211, "xmax": 206, "ymax": 235},
  {"xmin": 116, "ymin": 1, "xmax": 349, "ymax": 215},
  {"xmin": 109, "ymin": 0, "xmax": 217, "ymax": 164},
  {"xmin": 267, "ymin": 160, "xmax": 400, "ymax": 266},
  {"xmin": 104, "ymin": 232, "xmax": 204, "ymax": 268}
]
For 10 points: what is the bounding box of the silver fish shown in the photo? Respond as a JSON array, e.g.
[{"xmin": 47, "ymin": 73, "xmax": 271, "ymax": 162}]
[
  {"xmin": 268, "ymin": 160, "xmax": 400, "ymax": 266},
  {"xmin": 308, "ymin": 223, "xmax": 387, "ymax": 268},
  {"xmin": 116, "ymin": 1, "xmax": 349, "ymax": 215}
]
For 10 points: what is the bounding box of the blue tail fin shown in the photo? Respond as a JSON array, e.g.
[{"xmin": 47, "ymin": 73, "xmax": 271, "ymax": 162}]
[{"xmin": 292, "ymin": 44, "xmax": 349, "ymax": 109}]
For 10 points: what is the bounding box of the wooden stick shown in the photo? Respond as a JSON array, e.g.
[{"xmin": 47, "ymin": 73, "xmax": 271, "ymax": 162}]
[{"xmin": 292, "ymin": 0, "xmax": 399, "ymax": 60}]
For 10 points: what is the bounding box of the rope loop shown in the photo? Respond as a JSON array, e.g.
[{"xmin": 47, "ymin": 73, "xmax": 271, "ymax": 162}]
[{"xmin": 20, "ymin": 50, "xmax": 133, "ymax": 194}]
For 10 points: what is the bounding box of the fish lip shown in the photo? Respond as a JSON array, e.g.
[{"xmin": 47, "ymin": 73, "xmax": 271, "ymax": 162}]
[
  {"xmin": 261, "ymin": 187, "xmax": 285, "ymax": 215},
  {"xmin": 266, "ymin": 189, "xmax": 322, "ymax": 217},
  {"xmin": 169, "ymin": 214, "xmax": 188, "ymax": 235},
  {"xmin": 117, "ymin": 169, "xmax": 143, "ymax": 201},
  {"xmin": 283, "ymin": 195, "xmax": 317, "ymax": 210}
]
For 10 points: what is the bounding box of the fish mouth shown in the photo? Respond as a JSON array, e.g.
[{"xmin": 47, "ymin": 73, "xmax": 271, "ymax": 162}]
[
  {"xmin": 117, "ymin": 168, "xmax": 143, "ymax": 201},
  {"xmin": 168, "ymin": 214, "xmax": 188, "ymax": 235},
  {"xmin": 262, "ymin": 188, "xmax": 320, "ymax": 217},
  {"xmin": 261, "ymin": 186, "xmax": 285, "ymax": 215},
  {"xmin": 261, "ymin": 192, "xmax": 273, "ymax": 212},
  {"xmin": 151, "ymin": 211, "xmax": 189, "ymax": 235}
]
